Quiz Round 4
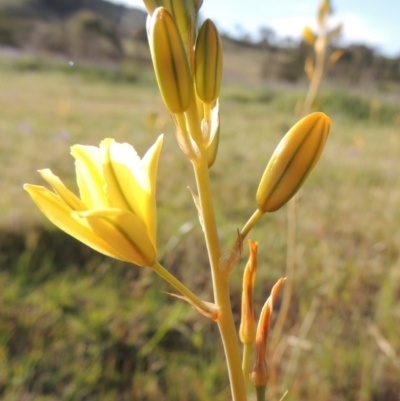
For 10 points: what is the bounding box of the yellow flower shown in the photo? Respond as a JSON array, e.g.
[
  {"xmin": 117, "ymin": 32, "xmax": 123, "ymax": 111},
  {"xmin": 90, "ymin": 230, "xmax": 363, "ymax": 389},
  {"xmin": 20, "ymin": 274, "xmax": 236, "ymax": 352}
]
[{"xmin": 24, "ymin": 135, "xmax": 163, "ymax": 267}]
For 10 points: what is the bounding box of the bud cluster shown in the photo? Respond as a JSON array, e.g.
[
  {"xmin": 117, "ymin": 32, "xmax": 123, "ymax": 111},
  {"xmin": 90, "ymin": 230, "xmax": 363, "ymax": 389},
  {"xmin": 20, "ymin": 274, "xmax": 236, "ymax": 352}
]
[
  {"xmin": 145, "ymin": 0, "xmax": 223, "ymax": 166},
  {"xmin": 302, "ymin": 0, "xmax": 343, "ymax": 82}
]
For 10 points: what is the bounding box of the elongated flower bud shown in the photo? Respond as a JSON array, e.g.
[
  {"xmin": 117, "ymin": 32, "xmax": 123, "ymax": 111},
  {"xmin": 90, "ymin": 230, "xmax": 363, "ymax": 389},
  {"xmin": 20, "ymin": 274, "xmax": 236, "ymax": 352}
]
[
  {"xmin": 149, "ymin": 7, "xmax": 192, "ymax": 114},
  {"xmin": 194, "ymin": 19, "xmax": 223, "ymax": 105},
  {"xmin": 303, "ymin": 26, "xmax": 317, "ymax": 46},
  {"xmin": 329, "ymin": 23, "xmax": 342, "ymax": 41},
  {"xmin": 239, "ymin": 240, "xmax": 258, "ymax": 344},
  {"xmin": 162, "ymin": 0, "xmax": 196, "ymax": 49},
  {"xmin": 318, "ymin": 0, "xmax": 332, "ymax": 27},
  {"xmin": 257, "ymin": 112, "xmax": 331, "ymax": 213},
  {"xmin": 250, "ymin": 278, "xmax": 285, "ymax": 388}
]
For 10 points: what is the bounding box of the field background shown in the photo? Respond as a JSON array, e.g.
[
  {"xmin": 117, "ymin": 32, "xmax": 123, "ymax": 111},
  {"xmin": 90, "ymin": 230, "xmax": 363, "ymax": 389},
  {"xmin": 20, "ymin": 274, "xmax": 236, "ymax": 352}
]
[{"xmin": 1, "ymin": 1, "xmax": 400, "ymax": 400}]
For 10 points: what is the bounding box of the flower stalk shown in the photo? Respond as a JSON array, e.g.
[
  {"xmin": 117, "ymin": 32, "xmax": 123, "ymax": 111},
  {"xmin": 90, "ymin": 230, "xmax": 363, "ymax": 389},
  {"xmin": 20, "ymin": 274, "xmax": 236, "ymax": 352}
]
[{"xmin": 24, "ymin": 2, "xmax": 333, "ymax": 400}]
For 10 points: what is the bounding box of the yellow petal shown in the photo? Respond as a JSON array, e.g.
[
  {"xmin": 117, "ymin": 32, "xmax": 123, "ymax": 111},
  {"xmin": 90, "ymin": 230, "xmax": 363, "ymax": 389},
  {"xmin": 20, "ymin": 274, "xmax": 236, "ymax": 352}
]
[
  {"xmin": 103, "ymin": 136, "xmax": 163, "ymax": 247},
  {"xmin": 23, "ymin": 184, "xmax": 128, "ymax": 261},
  {"xmin": 102, "ymin": 139, "xmax": 149, "ymax": 216},
  {"xmin": 162, "ymin": 0, "xmax": 196, "ymax": 49},
  {"xmin": 302, "ymin": 26, "xmax": 316, "ymax": 46},
  {"xmin": 75, "ymin": 208, "xmax": 156, "ymax": 267},
  {"xmin": 141, "ymin": 135, "xmax": 163, "ymax": 244},
  {"xmin": 38, "ymin": 169, "xmax": 86, "ymax": 211},
  {"xmin": 141, "ymin": 135, "xmax": 164, "ymax": 195},
  {"xmin": 70, "ymin": 144, "xmax": 108, "ymax": 208}
]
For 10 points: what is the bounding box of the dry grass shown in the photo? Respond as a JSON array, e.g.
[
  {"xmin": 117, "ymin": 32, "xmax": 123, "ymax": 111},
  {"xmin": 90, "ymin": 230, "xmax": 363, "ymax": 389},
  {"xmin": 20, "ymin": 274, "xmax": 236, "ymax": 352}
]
[{"xmin": 1, "ymin": 60, "xmax": 400, "ymax": 400}]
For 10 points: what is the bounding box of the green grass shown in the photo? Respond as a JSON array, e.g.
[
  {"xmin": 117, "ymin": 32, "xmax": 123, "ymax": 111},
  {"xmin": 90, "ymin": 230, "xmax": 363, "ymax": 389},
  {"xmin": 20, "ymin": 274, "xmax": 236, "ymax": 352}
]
[{"xmin": 1, "ymin": 59, "xmax": 400, "ymax": 400}]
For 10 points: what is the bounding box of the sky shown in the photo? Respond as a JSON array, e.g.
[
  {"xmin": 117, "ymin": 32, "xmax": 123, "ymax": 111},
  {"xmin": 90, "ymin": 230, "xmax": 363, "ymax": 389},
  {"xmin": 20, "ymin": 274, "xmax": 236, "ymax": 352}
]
[{"xmin": 107, "ymin": 0, "xmax": 400, "ymax": 57}]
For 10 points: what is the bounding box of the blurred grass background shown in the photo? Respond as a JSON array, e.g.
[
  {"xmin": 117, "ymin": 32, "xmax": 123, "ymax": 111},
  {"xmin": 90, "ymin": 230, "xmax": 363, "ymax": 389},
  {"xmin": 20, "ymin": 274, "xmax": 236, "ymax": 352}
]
[{"xmin": 1, "ymin": 1, "xmax": 400, "ymax": 400}]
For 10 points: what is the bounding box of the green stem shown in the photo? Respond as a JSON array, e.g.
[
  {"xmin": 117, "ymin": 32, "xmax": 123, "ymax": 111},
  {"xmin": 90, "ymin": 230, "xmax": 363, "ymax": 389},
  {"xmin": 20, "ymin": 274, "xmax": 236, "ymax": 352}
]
[
  {"xmin": 256, "ymin": 385, "xmax": 267, "ymax": 401},
  {"xmin": 185, "ymin": 84, "xmax": 247, "ymax": 400},
  {"xmin": 193, "ymin": 159, "xmax": 247, "ymax": 401},
  {"xmin": 240, "ymin": 208, "xmax": 264, "ymax": 240},
  {"xmin": 152, "ymin": 261, "xmax": 214, "ymax": 315},
  {"xmin": 242, "ymin": 342, "xmax": 253, "ymax": 386}
]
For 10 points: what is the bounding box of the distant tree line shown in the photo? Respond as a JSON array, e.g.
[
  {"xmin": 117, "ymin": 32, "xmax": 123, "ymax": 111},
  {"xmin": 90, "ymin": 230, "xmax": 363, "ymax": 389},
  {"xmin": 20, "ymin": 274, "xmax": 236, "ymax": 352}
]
[{"xmin": 1, "ymin": 0, "xmax": 400, "ymax": 85}]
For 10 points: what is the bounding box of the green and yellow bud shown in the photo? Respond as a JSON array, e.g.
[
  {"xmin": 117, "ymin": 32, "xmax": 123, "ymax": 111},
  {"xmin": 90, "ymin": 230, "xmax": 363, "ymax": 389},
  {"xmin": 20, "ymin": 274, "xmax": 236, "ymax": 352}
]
[
  {"xmin": 319, "ymin": 0, "xmax": 333, "ymax": 16},
  {"xmin": 162, "ymin": 0, "xmax": 196, "ymax": 50},
  {"xmin": 149, "ymin": 7, "xmax": 192, "ymax": 114},
  {"xmin": 194, "ymin": 19, "xmax": 223, "ymax": 105},
  {"xmin": 318, "ymin": 0, "xmax": 332, "ymax": 27},
  {"xmin": 303, "ymin": 25, "xmax": 317, "ymax": 46},
  {"xmin": 257, "ymin": 112, "xmax": 331, "ymax": 213}
]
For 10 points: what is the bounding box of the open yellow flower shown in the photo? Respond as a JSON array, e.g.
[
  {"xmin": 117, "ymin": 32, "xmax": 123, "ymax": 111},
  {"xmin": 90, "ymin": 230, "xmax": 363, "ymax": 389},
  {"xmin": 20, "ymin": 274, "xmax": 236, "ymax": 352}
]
[{"xmin": 24, "ymin": 135, "xmax": 163, "ymax": 267}]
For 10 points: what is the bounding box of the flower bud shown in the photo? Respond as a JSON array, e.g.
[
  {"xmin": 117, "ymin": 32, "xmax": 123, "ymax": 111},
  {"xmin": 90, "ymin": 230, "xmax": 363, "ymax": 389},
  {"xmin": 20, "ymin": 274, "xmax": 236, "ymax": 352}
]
[
  {"xmin": 329, "ymin": 23, "xmax": 342, "ymax": 41},
  {"xmin": 250, "ymin": 278, "xmax": 285, "ymax": 388},
  {"xmin": 257, "ymin": 112, "xmax": 331, "ymax": 213},
  {"xmin": 239, "ymin": 240, "xmax": 258, "ymax": 344},
  {"xmin": 194, "ymin": 19, "xmax": 223, "ymax": 105},
  {"xmin": 162, "ymin": 0, "xmax": 196, "ymax": 50},
  {"xmin": 149, "ymin": 7, "xmax": 192, "ymax": 113},
  {"xmin": 318, "ymin": 0, "xmax": 332, "ymax": 27},
  {"xmin": 303, "ymin": 26, "xmax": 317, "ymax": 46}
]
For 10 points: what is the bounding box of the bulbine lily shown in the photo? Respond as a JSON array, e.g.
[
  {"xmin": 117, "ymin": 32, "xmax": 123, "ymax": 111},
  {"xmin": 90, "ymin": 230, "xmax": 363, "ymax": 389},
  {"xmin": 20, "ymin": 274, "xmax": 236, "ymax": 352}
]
[{"xmin": 24, "ymin": 135, "xmax": 164, "ymax": 267}]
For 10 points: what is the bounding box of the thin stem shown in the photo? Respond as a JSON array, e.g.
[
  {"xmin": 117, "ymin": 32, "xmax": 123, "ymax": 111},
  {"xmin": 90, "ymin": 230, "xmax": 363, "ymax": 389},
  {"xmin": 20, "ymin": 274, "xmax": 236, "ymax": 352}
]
[
  {"xmin": 184, "ymin": 87, "xmax": 203, "ymax": 146},
  {"xmin": 302, "ymin": 21, "xmax": 327, "ymax": 116},
  {"xmin": 282, "ymin": 297, "xmax": 319, "ymax": 389},
  {"xmin": 193, "ymin": 159, "xmax": 247, "ymax": 401},
  {"xmin": 256, "ymin": 385, "xmax": 267, "ymax": 401},
  {"xmin": 185, "ymin": 86, "xmax": 247, "ymax": 400},
  {"xmin": 269, "ymin": 197, "xmax": 297, "ymax": 400},
  {"xmin": 242, "ymin": 342, "xmax": 253, "ymax": 386},
  {"xmin": 271, "ymin": 197, "xmax": 297, "ymax": 353},
  {"xmin": 240, "ymin": 208, "xmax": 264, "ymax": 240},
  {"xmin": 152, "ymin": 261, "xmax": 214, "ymax": 315}
]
